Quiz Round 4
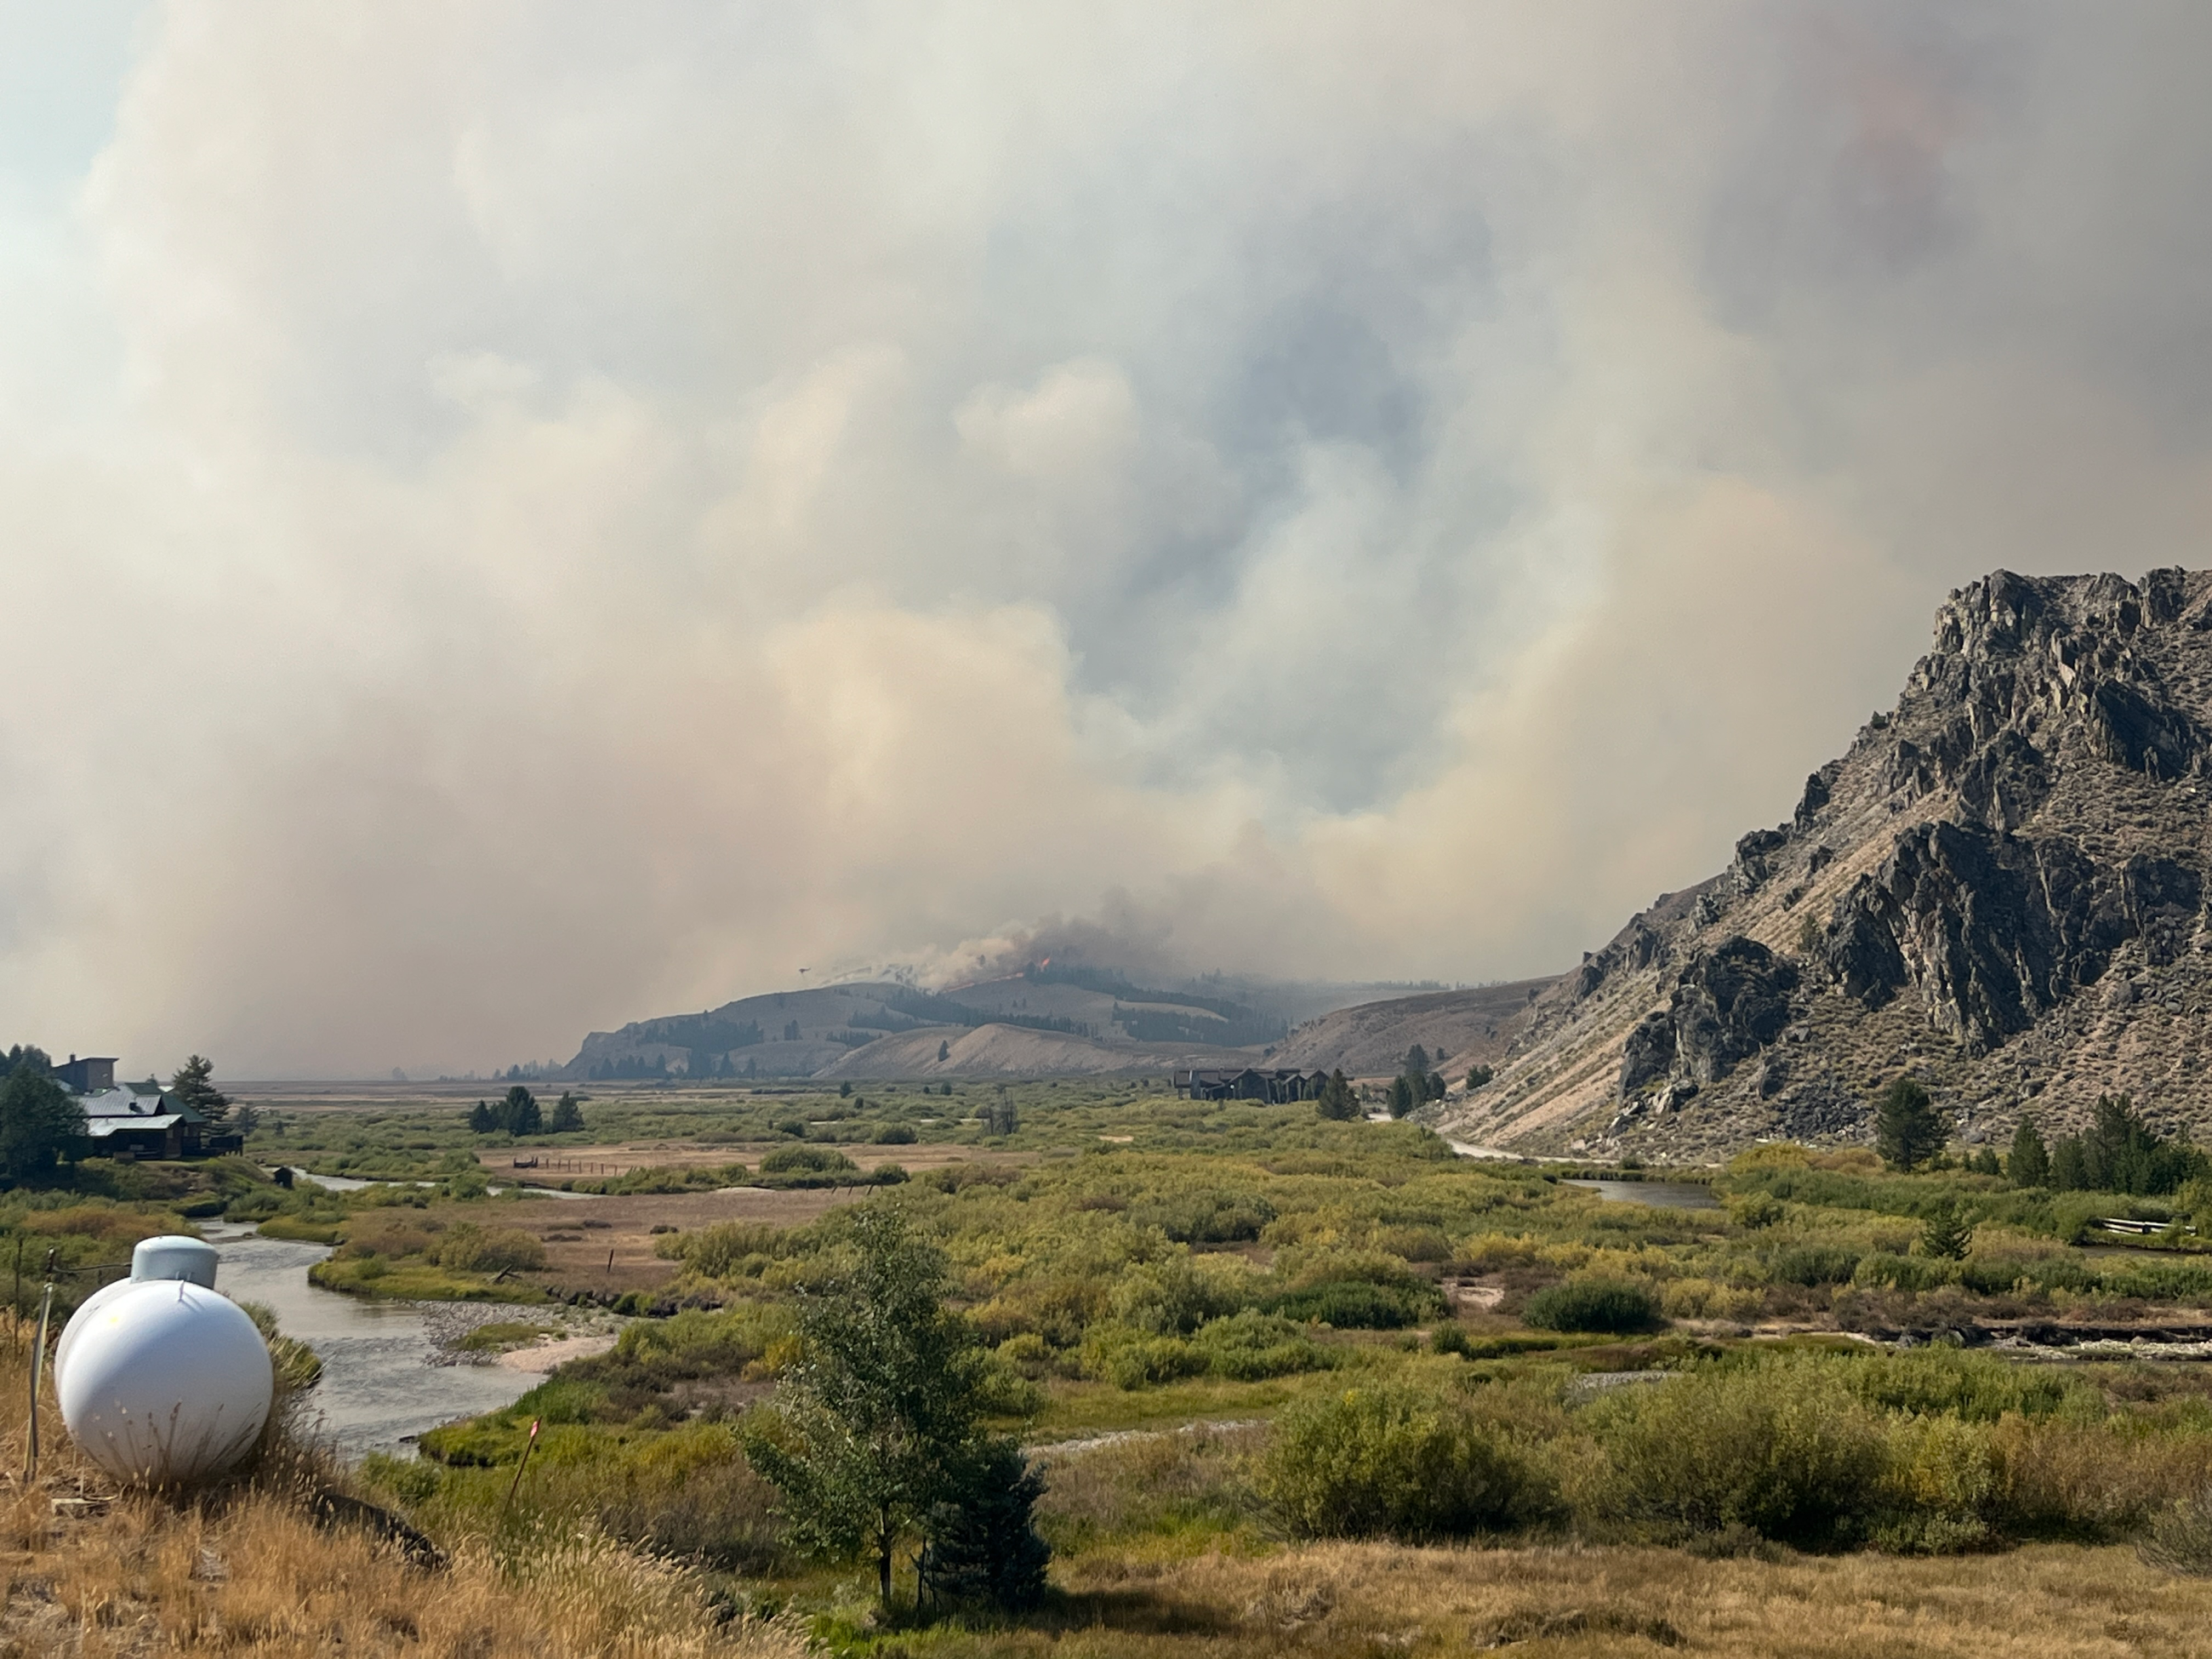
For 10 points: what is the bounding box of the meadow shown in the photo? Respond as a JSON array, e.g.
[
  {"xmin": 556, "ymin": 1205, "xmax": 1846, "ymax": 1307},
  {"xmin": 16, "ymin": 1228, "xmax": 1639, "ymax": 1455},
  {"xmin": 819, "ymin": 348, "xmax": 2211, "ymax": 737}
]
[{"xmin": 10, "ymin": 1080, "xmax": 2212, "ymax": 1652}]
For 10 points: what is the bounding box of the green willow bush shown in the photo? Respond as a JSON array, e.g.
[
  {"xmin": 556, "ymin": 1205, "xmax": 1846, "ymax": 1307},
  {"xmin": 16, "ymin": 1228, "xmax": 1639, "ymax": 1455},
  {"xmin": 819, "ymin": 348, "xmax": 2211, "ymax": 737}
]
[
  {"xmin": 1260, "ymin": 1384, "xmax": 1547, "ymax": 1542},
  {"xmin": 1522, "ymin": 1276, "xmax": 1662, "ymax": 1334}
]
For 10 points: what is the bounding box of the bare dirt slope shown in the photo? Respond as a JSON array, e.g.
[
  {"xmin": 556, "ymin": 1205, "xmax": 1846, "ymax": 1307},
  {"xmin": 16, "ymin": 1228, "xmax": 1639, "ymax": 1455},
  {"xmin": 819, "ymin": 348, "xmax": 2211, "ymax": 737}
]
[
  {"xmin": 1268, "ymin": 978, "xmax": 1560, "ymax": 1077},
  {"xmin": 1444, "ymin": 567, "xmax": 2212, "ymax": 1161}
]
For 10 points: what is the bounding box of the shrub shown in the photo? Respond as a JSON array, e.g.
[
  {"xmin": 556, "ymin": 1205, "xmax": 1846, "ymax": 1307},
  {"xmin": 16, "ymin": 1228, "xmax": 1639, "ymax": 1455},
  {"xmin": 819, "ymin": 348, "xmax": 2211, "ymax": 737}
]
[
  {"xmin": 1260, "ymin": 1384, "xmax": 1541, "ymax": 1542},
  {"xmin": 1588, "ymin": 1356, "xmax": 1886, "ymax": 1546},
  {"xmin": 1189, "ymin": 1310, "xmax": 1334, "ymax": 1380},
  {"xmin": 873, "ymin": 1123, "xmax": 917, "ymax": 1145},
  {"xmin": 760, "ymin": 1145, "xmax": 858, "ymax": 1177},
  {"xmin": 1109, "ymin": 1255, "xmax": 1250, "ymax": 1336},
  {"xmin": 1770, "ymin": 1246, "xmax": 1861, "ymax": 1286},
  {"xmin": 2140, "ymin": 1487, "xmax": 2212, "ymax": 1577},
  {"xmin": 1853, "ymin": 1252, "xmax": 1954, "ymax": 1293},
  {"xmin": 1128, "ymin": 1189, "xmax": 1276, "ymax": 1244},
  {"xmin": 1844, "ymin": 1347, "xmax": 2082, "ymax": 1423},
  {"xmin": 432, "ymin": 1224, "xmax": 546, "ymax": 1274},
  {"xmin": 1874, "ymin": 1413, "xmax": 2000, "ymax": 1552},
  {"xmin": 1263, "ymin": 1278, "xmax": 1441, "ymax": 1330},
  {"xmin": 1729, "ymin": 1193, "xmax": 1785, "ymax": 1230},
  {"xmin": 661, "ymin": 1220, "xmax": 789, "ymax": 1276},
  {"xmin": 1522, "ymin": 1276, "xmax": 1662, "ymax": 1334},
  {"xmin": 1083, "ymin": 1328, "xmax": 1206, "ymax": 1389}
]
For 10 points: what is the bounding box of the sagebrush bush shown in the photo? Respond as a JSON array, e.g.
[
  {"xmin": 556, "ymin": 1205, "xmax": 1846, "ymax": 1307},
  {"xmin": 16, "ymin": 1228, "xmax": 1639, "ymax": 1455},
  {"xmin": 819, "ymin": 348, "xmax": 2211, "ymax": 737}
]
[
  {"xmin": 1522, "ymin": 1276, "xmax": 1662, "ymax": 1334},
  {"xmin": 1260, "ymin": 1384, "xmax": 1543, "ymax": 1542}
]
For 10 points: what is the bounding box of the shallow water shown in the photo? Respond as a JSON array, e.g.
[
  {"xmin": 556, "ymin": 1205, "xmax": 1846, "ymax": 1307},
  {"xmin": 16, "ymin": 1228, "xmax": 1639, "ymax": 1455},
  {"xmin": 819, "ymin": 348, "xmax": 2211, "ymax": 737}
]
[
  {"xmin": 1562, "ymin": 1178, "xmax": 1722, "ymax": 1211},
  {"xmin": 202, "ymin": 1223, "xmax": 537, "ymax": 1455}
]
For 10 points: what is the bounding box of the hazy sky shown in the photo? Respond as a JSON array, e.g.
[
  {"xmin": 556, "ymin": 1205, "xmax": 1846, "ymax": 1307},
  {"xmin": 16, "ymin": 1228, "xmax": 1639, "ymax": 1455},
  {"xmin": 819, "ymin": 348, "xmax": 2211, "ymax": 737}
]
[{"xmin": 7, "ymin": 3, "xmax": 2212, "ymax": 1077}]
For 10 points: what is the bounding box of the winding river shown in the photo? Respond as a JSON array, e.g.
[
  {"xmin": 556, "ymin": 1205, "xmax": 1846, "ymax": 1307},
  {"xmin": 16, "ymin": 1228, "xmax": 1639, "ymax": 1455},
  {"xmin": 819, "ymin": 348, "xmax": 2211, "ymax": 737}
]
[{"xmin": 202, "ymin": 1222, "xmax": 539, "ymax": 1455}]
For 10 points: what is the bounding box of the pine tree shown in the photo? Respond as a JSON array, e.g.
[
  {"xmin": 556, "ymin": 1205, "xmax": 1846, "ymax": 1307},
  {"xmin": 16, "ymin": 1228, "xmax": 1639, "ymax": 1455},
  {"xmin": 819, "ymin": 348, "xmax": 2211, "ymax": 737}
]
[
  {"xmin": 1920, "ymin": 1201, "xmax": 1973, "ymax": 1260},
  {"xmin": 547, "ymin": 1092, "xmax": 584, "ymax": 1133},
  {"xmin": 469, "ymin": 1100, "xmax": 497, "ymax": 1134},
  {"xmin": 1388, "ymin": 1075, "xmax": 1414, "ymax": 1118},
  {"xmin": 2008, "ymin": 1116, "xmax": 2050, "ymax": 1188},
  {"xmin": 938, "ymin": 1040, "xmax": 950, "ymax": 1063},
  {"xmin": 169, "ymin": 1054, "xmax": 231, "ymax": 1127},
  {"xmin": 918, "ymin": 1436, "xmax": 1051, "ymax": 1611},
  {"xmin": 501, "ymin": 1085, "xmax": 540, "ymax": 1135},
  {"xmin": 1874, "ymin": 1078, "xmax": 1944, "ymax": 1171},
  {"xmin": 1315, "ymin": 1069, "xmax": 1360, "ymax": 1120}
]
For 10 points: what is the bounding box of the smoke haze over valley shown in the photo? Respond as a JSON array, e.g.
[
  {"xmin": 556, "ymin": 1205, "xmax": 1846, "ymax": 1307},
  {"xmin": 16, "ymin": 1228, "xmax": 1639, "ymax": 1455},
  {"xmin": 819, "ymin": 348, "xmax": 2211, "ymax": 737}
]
[{"xmin": 10, "ymin": 4, "xmax": 2212, "ymax": 1075}]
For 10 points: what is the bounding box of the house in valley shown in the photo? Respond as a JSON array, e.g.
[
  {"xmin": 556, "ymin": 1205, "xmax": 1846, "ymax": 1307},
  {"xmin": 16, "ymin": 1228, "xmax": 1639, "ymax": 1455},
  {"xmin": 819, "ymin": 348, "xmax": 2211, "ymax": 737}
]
[{"xmin": 78, "ymin": 1084, "xmax": 214, "ymax": 1160}]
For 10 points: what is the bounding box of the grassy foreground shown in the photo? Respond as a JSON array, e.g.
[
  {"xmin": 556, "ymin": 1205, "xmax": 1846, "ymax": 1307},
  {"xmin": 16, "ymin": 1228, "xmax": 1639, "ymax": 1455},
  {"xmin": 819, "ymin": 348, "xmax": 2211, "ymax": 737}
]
[{"xmin": 0, "ymin": 1327, "xmax": 805, "ymax": 1657}]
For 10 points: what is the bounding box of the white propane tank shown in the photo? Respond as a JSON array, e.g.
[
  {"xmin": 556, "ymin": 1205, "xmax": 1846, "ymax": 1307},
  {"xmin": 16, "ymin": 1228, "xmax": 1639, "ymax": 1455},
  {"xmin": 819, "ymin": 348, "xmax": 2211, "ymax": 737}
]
[
  {"xmin": 56, "ymin": 1280, "xmax": 273, "ymax": 1485},
  {"xmin": 54, "ymin": 1235, "xmax": 222, "ymax": 1384}
]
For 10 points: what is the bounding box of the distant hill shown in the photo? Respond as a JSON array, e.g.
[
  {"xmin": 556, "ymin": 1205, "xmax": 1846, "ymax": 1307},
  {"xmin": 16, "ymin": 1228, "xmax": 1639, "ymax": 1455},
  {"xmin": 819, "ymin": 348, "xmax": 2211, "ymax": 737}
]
[
  {"xmin": 812, "ymin": 1023, "xmax": 1257, "ymax": 1080},
  {"xmin": 1445, "ymin": 567, "xmax": 2212, "ymax": 1160},
  {"xmin": 1268, "ymin": 978, "xmax": 1561, "ymax": 1078},
  {"xmin": 560, "ymin": 967, "xmax": 1434, "ymax": 1081}
]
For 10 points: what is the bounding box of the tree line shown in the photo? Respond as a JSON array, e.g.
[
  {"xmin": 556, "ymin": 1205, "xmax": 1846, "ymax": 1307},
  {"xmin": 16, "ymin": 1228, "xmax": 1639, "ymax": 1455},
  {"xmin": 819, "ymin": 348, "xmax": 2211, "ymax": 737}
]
[
  {"xmin": 1877, "ymin": 1078, "xmax": 2204, "ymax": 1194},
  {"xmin": 468, "ymin": 1086, "xmax": 584, "ymax": 1137}
]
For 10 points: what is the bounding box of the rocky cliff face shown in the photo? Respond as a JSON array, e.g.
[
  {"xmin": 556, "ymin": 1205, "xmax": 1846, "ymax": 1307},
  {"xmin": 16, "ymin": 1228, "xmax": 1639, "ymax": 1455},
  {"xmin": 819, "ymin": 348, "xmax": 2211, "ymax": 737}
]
[{"xmin": 1443, "ymin": 568, "xmax": 2212, "ymax": 1159}]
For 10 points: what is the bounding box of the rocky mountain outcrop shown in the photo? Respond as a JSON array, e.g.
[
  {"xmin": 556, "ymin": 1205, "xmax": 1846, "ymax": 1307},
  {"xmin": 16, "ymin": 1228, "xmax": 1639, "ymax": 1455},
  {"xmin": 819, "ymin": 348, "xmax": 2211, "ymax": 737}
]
[{"xmin": 1443, "ymin": 567, "xmax": 2212, "ymax": 1159}]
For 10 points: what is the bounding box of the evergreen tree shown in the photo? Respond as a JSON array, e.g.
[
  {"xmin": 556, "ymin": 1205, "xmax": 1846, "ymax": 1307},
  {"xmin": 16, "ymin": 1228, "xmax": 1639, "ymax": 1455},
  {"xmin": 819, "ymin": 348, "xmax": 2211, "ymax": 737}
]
[
  {"xmin": 1314, "ymin": 1069, "xmax": 1360, "ymax": 1121},
  {"xmin": 1464, "ymin": 1064, "xmax": 1493, "ymax": 1091},
  {"xmin": 169, "ymin": 1054, "xmax": 230, "ymax": 1126},
  {"xmin": 1874, "ymin": 1077, "xmax": 1944, "ymax": 1171},
  {"xmin": 2008, "ymin": 1117, "xmax": 2050, "ymax": 1188},
  {"xmin": 0, "ymin": 1065, "xmax": 84, "ymax": 1181},
  {"xmin": 918, "ymin": 1436, "xmax": 1051, "ymax": 1611},
  {"xmin": 1387, "ymin": 1075, "xmax": 1414, "ymax": 1118},
  {"xmin": 501, "ymin": 1085, "xmax": 541, "ymax": 1135},
  {"xmin": 547, "ymin": 1092, "xmax": 584, "ymax": 1133},
  {"xmin": 469, "ymin": 1099, "xmax": 497, "ymax": 1134},
  {"xmin": 938, "ymin": 1040, "xmax": 950, "ymax": 1063},
  {"xmin": 1920, "ymin": 1201, "xmax": 1973, "ymax": 1260},
  {"xmin": 2050, "ymin": 1135, "xmax": 2089, "ymax": 1191},
  {"xmin": 1968, "ymin": 1145, "xmax": 2001, "ymax": 1177},
  {"xmin": 0, "ymin": 1045, "xmax": 48, "ymax": 1080}
]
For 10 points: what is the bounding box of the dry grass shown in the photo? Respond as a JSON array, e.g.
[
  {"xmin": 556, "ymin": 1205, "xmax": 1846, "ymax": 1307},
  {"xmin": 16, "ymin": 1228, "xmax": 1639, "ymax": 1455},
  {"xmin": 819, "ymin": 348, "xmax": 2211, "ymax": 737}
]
[
  {"xmin": 0, "ymin": 1321, "xmax": 807, "ymax": 1657},
  {"xmin": 931, "ymin": 1538, "xmax": 2212, "ymax": 1657}
]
